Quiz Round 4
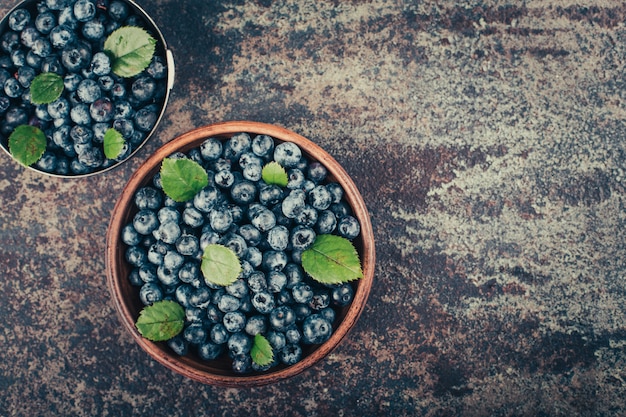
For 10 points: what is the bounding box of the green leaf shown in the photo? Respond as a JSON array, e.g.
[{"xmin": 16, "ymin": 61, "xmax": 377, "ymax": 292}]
[
  {"xmin": 251, "ymin": 334, "xmax": 274, "ymax": 366},
  {"xmin": 104, "ymin": 26, "xmax": 157, "ymax": 78},
  {"xmin": 201, "ymin": 244, "xmax": 242, "ymax": 287},
  {"xmin": 160, "ymin": 157, "xmax": 209, "ymax": 202},
  {"xmin": 135, "ymin": 300, "xmax": 184, "ymax": 342},
  {"xmin": 8, "ymin": 125, "xmax": 47, "ymax": 167},
  {"xmin": 261, "ymin": 161, "xmax": 288, "ymax": 187},
  {"xmin": 30, "ymin": 72, "xmax": 64, "ymax": 104},
  {"xmin": 301, "ymin": 234, "xmax": 363, "ymax": 284},
  {"xmin": 103, "ymin": 128, "xmax": 126, "ymax": 159}
]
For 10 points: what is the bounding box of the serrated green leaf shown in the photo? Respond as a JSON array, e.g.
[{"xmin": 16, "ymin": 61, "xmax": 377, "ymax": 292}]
[
  {"xmin": 262, "ymin": 161, "xmax": 288, "ymax": 187},
  {"xmin": 251, "ymin": 334, "xmax": 274, "ymax": 366},
  {"xmin": 160, "ymin": 157, "xmax": 209, "ymax": 202},
  {"xmin": 30, "ymin": 72, "xmax": 64, "ymax": 104},
  {"xmin": 103, "ymin": 128, "xmax": 126, "ymax": 159},
  {"xmin": 301, "ymin": 234, "xmax": 363, "ymax": 284},
  {"xmin": 104, "ymin": 26, "xmax": 157, "ymax": 77},
  {"xmin": 135, "ymin": 300, "xmax": 184, "ymax": 342},
  {"xmin": 201, "ymin": 244, "xmax": 242, "ymax": 287},
  {"xmin": 8, "ymin": 125, "xmax": 47, "ymax": 166}
]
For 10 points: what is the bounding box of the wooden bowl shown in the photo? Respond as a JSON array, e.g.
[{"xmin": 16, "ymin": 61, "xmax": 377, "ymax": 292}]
[{"xmin": 105, "ymin": 121, "xmax": 375, "ymax": 387}]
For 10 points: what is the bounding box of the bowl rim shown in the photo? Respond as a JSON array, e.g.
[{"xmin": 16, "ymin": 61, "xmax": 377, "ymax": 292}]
[
  {"xmin": 0, "ymin": 0, "xmax": 175, "ymax": 178},
  {"xmin": 105, "ymin": 121, "xmax": 376, "ymax": 387}
]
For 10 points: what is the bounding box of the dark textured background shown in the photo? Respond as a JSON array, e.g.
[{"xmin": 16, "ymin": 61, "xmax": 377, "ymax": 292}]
[{"xmin": 2, "ymin": 1, "xmax": 626, "ymax": 416}]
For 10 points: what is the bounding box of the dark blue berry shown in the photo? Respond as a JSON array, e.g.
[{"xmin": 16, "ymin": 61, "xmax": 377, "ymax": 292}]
[
  {"xmin": 210, "ymin": 323, "xmax": 229, "ymax": 344},
  {"xmin": 125, "ymin": 245, "xmax": 147, "ymax": 267},
  {"xmin": 223, "ymin": 311, "xmax": 246, "ymax": 333},
  {"xmin": 9, "ymin": 9, "xmax": 31, "ymax": 32},
  {"xmin": 251, "ymin": 134, "xmax": 274, "ymax": 158},
  {"xmin": 274, "ymin": 142, "xmax": 301, "ymax": 168},
  {"xmin": 251, "ymin": 291, "xmax": 275, "ymax": 314},
  {"xmin": 231, "ymin": 180, "xmax": 257, "ymax": 205},
  {"xmin": 269, "ymin": 305, "xmax": 296, "ymax": 331},
  {"xmin": 61, "ymin": 41, "xmax": 91, "ymax": 71},
  {"xmin": 153, "ymin": 221, "xmax": 181, "ymax": 245},
  {"xmin": 108, "ymin": 0, "xmax": 130, "ymax": 21},
  {"xmin": 262, "ymin": 250, "xmax": 288, "ymax": 272},
  {"xmin": 267, "ymin": 225, "xmax": 289, "ymax": 251},
  {"xmin": 35, "ymin": 11, "xmax": 56, "ymax": 34},
  {"xmin": 223, "ymin": 132, "xmax": 251, "ymax": 160},
  {"xmin": 133, "ymin": 209, "xmax": 159, "ymax": 235},
  {"xmin": 175, "ymin": 284, "xmax": 194, "ymax": 308},
  {"xmin": 139, "ymin": 282, "xmax": 163, "ymax": 305},
  {"xmin": 133, "ymin": 105, "xmax": 158, "ymax": 132},
  {"xmin": 231, "ymin": 354, "xmax": 252, "ymax": 373},
  {"xmin": 198, "ymin": 341, "xmax": 223, "ymax": 361},
  {"xmin": 73, "ymin": 0, "xmax": 97, "ymax": 22},
  {"xmin": 290, "ymin": 225, "xmax": 316, "ymax": 251},
  {"xmin": 332, "ymin": 283, "xmax": 354, "ymax": 306},
  {"xmin": 131, "ymin": 76, "xmax": 156, "ymax": 102},
  {"xmin": 167, "ymin": 335, "xmax": 188, "ymax": 356},
  {"xmin": 338, "ymin": 215, "xmax": 361, "ymax": 239},
  {"xmin": 302, "ymin": 314, "xmax": 332, "ymax": 344},
  {"xmin": 244, "ymin": 315, "xmax": 267, "ymax": 336},
  {"xmin": 279, "ymin": 343, "xmax": 302, "ymax": 365}
]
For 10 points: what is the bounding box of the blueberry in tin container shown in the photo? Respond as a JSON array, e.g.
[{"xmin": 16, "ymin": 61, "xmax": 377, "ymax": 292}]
[
  {"xmin": 106, "ymin": 122, "xmax": 376, "ymax": 387},
  {"xmin": 0, "ymin": 0, "xmax": 174, "ymax": 177}
]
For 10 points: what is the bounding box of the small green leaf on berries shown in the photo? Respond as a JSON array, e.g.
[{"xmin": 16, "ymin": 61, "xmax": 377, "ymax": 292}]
[
  {"xmin": 104, "ymin": 26, "xmax": 157, "ymax": 77},
  {"xmin": 30, "ymin": 72, "xmax": 64, "ymax": 105},
  {"xmin": 135, "ymin": 300, "xmax": 185, "ymax": 341},
  {"xmin": 8, "ymin": 125, "xmax": 47, "ymax": 167},
  {"xmin": 262, "ymin": 161, "xmax": 288, "ymax": 187},
  {"xmin": 160, "ymin": 157, "xmax": 209, "ymax": 202},
  {"xmin": 103, "ymin": 128, "xmax": 126, "ymax": 159},
  {"xmin": 301, "ymin": 234, "xmax": 363, "ymax": 284},
  {"xmin": 201, "ymin": 244, "xmax": 242, "ymax": 287},
  {"xmin": 251, "ymin": 334, "xmax": 274, "ymax": 366}
]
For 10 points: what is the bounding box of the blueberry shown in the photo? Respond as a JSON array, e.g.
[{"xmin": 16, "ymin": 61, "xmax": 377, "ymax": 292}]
[
  {"xmin": 326, "ymin": 182, "xmax": 344, "ymax": 203},
  {"xmin": 185, "ymin": 306, "xmax": 205, "ymax": 323},
  {"xmin": 206, "ymin": 304, "xmax": 223, "ymax": 324},
  {"xmin": 128, "ymin": 268, "xmax": 143, "ymax": 287},
  {"xmin": 244, "ymin": 246, "xmax": 262, "ymax": 268},
  {"xmin": 330, "ymin": 201, "xmax": 351, "ymax": 218},
  {"xmin": 223, "ymin": 311, "xmax": 246, "ymax": 333},
  {"xmin": 223, "ymin": 132, "xmax": 251, "ymax": 160},
  {"xmin": 320, "ymin": 307, "xmax": 336, "ymax": 323},
  {"xmin": 139, "ymin": 282, "xmax": 163, "ymax": 305},
  {"xmin": 209, "ymin": 206, "xmax": 233, "ymax": 233},
  {"xmin": 283, "ymin": 263, "xmax": 304, "ymax": 287},
  {"xmin": 290, "ymin": 225, "xmax": 316, "ymax": 251},
  {"xmin": 50, "ymin": 25, "xmax": 75, "ymax": 49},
  {"xmin": 70, "ymin": 103, "xmax": 90, "ymax": 126},
  {"xmin": 10, "ymin": 49, "xmax": 25, "ymax": 68},
  {"xmin": 20, "ymin": 27, "xmax": 40, "ymax": 49},
  {"xmin": 238, "ymin": 224, "xmax": 263, "ymax": 247},
  {"xmin": 332, "ymin": 283, "xmax": 354, "ymax": 306},
  {"xmin": 200, "ymin": 137, "xmax": 222, "ymax": 160},
  {"xmin": 285, "ymin": 325, "xmax": 302, "ymax": 344},
  {"xmin": 269, "ymin": 305, "xmax": 296, "ymax": 331},
  {"xmin": 133, "ymin": 209, "xmax": 159, "ymax": 235},
  {"xmin": 251, "ymin": 291, "xmax": 275, "ymax": 314},
  {"xmin": 210, "ymin": 323, "xmax": 229, "ymax": 344},
  {"xmin": 174, "ymin": 284, "xmax": 193, "ymax": 307},
  {"xmin": 1, "ymin": 31, "xmax": 20, "ymax": 54},
  {"xmin": 228, "ymin": 332, "xmax": 252, "ymax": 356},
  {"xmin": 46, "ymin": 0, "xmax": 70, "ymax": 10},
  {"xmin": 4, "ymin": 78, "xmax": 23, "ymax": 98},
  {"xmin": 267, "ymin": 271, "xmax": 287, "ymax": 294},
  {"xmin": 111, "ymin": 82, "xmax": 126, "ymax": 99},
  {"xmin": 199, "ymin": 230, "xmax": 220, "ymax": 250},
  {"xmin": 9, "ymin": 9, "xmax": 31, "ymax": 32},
  {"xmin": 98, "ymin": 74, "xmax": 115, "ymax": 91},
  {"xmin": 35, "ymin": 11, "xmax": 56, "ymax": 35},
  {"xmin": 77, "ymin": 78, "xmax": 101, "ymax": 103},
  {"xmin": 63, "ymin": 73, "xmax": 82, "ymax": 91},
  {"xmin": 251, "ymin": 134, "xmax": 274, "ymax": 158},
  {"xmin": 286, "ymin": 168, "xmax": 305, "ymax": 190},
  {"xmin": 176, "ymin": 235, "xmax": 200, "ymax": 257},
  {"xmin": 198, "ymin": 341, "xmax": 223, "ymax": 361},
  {"xmin": 0, "ymin": 97, "xmax": 9, "ymax": 114},
  {"xmin": 167, "ymin": 335, "xmax": 188, "ymax": 356},
  {"xmin": 294, "ymin": 205, "xmax": 318, "ymax": 227},
  {"xmin": 89, "ymin": 97, "xmax": 114, "ymax": 122},
  {"xmin": 70, "ymin": 126, "xmax": 92, "ymax": 147},
  {"xmin": 73, "ymin": 0, "xmax": 97, "ymax": 22},
  {"xmin": 47, "ymin": 97, "xmax": 70, "ymax": 119},
  {"xmin": 274, "ymin": 142, "xmax": 302, "ymax": 168},
  {"xmin": 258, "ymin": 184, "xmax": 284, "ymax": 206},
  {"xmin": 61, "ymin": 41, "xmax": 91, "ymax": 71},
  {"xmin": 183, "ymin": 323, "xmax": 207, "ymax": 345},
  {"xmin": 231, "ymin": 180, "xmax": 257, "ymax": 205},
  {"xmin": 135, "ymin": 186, "xmax": 163, "ymax": 210},
  {"xmin": 193, "ymin": 185, "xmax": 222, "ymax": 213},
  {"xmin": 138, "ymin": 264, "xmax": 158, "ymax": 283},
  {"xmin": 125, "ymin": 245, "xmax": 147, "ymax": 267},
  {"xmin": 249, "ymin": 205, "xmax": 276, "ymax": 233},
  {"xmin": 112, "ymin": 117, "xmax": 134, "ymax": 138},
  {"xmin": 189, "ymin": 286, "xmax": 212, "ymax": 308},
  {"xmin": 231, "ymin": 354, "xmax": 252, "ymax": 374},
  {"xmin": 131, "ymin": 76, "xmax": 156, "ymax": 102},
  {"xmin": 247, "ymin": 271, "xmax": 267, "ymax": 293},
  {"xmin": 291, "ymin": 282, "xmax": 314, "ymax": 304},
  {"xmin": 4, "ymin": 106, "xmax": 28, "ymax": 127},
  {"xmin": 244, "ymin": 315, "xmax": 268, "ymax": 336},
  {"xmin": 153, "ymin": 221, "xmax": 181, "ymax": 245},
  {"xmin": 32, "ymin": 38, "xmax": 53, "ymax": 58},
  {"xmin": 90, "ymin": 52, "xmax": 111, "ymax": 76},
  {"xmin": 302, "ymin": 314, "xmax": 332, "ymax": 344},
  {"xmin": 279, "ymin": 343, "xmax": 302, "ymax": 365},
  {"xmin": 315, "ymin": 210, "xmax": 336, "ymax": 234},
  {"xmin": 217, "ymin": 294, "xmax": 241, "ymax": 313},
  {"xmin": 121, "ymin": 223, "xmax": 141, "ymax": 246},
  {"xmin": 308, "ymin": 185, "xmax": 332, "ymax": 210},
  {"xmin": 214, "ymin": 170, "xmax": 234, "ymax": 188},
  {"xmin": 36, "ymin": 152, "xmax": 58, "ymax": 173},
  {"xmin": 262, "ymin": 250, "xmax": 288, "ymax": 272},
  {"xmin": 211, "ymin": 157, "xmax": 231, "ymax": 172},
  {"xmin": 133, "ymin": 105, "xmax": 158, "ymax": 132},
  {"xmin": 163, "ymin": 249, "xmax": 185, "ymax": 271},
  {"xmin": 293, "ymin": 303, "xmax": 311, "ymax": 322},
  {"xmin": 147, "ymin": 56, "xmax": 167, "ymax": 79},
  {"xmin": 108, "ymin": 0, "xmax": 130, "ymax": 21},
  {"xmin": 267, "ymin": 225, "xmax": 289, "ymax": 251},
  {"xmin": 242, "ymin": 163, "xmax": 262, "ymax": 182},
  {"xmin": 282, "ymin": 189, "xmax": 306, "ymax": 218},
  {"xmin": 338, "ymin": 215, "xmax": 361, "ymax": 239},
  {"xmin": 178, "ymin": 262, "xmax": 199, "ymax": 284},
  {"xmin": 82, "ymin": 17, "xmax": 105, "ymax": 41},
  {"xmin": 225, "ymin": 279, "xmax": 249, "ymax": 299},
  {"xmin": 309, "ymin": 290, "xmax": 330, "ymax": 311}
]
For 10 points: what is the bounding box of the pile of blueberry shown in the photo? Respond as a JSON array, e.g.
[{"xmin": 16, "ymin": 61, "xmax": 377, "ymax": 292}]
[
  {"xmin": 0, "ymin": 0, "xmax": 168, "ymax": 175},
  {"xmin": 121, "ymin": 133, "xmax": 362, "ymax": 373}
]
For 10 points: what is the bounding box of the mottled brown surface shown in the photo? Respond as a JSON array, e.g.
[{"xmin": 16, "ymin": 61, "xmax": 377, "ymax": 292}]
[{"xmin": 2, "ymin": 0, "xmax": 626, "ymax": 416}]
